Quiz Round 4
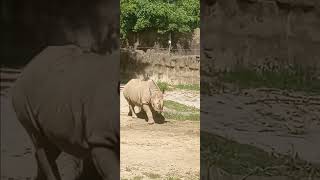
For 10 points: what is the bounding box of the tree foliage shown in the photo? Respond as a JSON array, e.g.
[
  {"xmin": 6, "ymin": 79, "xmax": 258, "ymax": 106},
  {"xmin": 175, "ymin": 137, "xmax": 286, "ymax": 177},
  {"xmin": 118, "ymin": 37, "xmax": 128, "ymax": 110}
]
[{"xmin": 120, "ymin": 0, "xmax": 200, "ymax": 39}]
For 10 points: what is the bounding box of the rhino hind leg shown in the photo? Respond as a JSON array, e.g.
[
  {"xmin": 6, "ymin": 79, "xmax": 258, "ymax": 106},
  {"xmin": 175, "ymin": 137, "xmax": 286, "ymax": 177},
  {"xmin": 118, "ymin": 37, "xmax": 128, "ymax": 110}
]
[
  {"xmin": 128, "ymin": 107, "xmax": 132, "ymax": 116},
  {"xmin": 28, "ymin": 127, "xmax": 61, "ymax": 180},
  {"xmin": 15, "ymin": 114, "xmax": 62, "ymax": 180},
  {"xmin": 128, "ymin": 103, "xmax": 137, "ymax": 118},
  {"xmin": 125, "ymin": 99, "xmax": 133, "ymax": 116},
  {"xmin": 23, "ymin": 127, "xmax": 62, "ymax": 180},
  {"xmin": 90, "ymin": 147, "xmax": 120, "ymax": 180},
  {"xmin": 78, "ymin": 157, "xmax": 102, "ymax": 180},
  {"xmin": 127, "ymin": 104, "xmax": 132, "ymax": 116},
  {"xmin": 35, "ymin": 144, "xmax": 62, "ymax": 180}
]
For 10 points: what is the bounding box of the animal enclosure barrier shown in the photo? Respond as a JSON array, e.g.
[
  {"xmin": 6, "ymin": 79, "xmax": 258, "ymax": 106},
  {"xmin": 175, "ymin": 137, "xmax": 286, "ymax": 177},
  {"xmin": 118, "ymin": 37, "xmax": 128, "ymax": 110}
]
[{"xmin": 120, "ymin": 49, "xmax": 200, "ymax": 85}]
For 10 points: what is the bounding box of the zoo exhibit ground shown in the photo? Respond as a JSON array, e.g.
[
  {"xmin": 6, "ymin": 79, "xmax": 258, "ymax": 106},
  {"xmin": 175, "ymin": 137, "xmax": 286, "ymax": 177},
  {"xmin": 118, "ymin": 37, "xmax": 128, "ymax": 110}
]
[
  {"xmin": 201, "ymin": 88, "xmax": 320, "ymax": 179},
  {"xmin": 2, "ymin": 68, "xmax": 320, "ymax": 180},
  {"xmin": 0, "ymin": 68, "xmax": 201, "ymax": 180},
  {"xmin": 120, "ymin": 85, "xmax": 201, "ymax": 180}
]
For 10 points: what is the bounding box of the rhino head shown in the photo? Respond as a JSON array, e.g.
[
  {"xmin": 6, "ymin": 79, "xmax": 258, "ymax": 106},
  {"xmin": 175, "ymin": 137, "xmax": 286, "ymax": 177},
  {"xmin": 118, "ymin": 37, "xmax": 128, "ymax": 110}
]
[{"xmin": 151, "ymin": 92, "xmax": 164, "ymax": 113}]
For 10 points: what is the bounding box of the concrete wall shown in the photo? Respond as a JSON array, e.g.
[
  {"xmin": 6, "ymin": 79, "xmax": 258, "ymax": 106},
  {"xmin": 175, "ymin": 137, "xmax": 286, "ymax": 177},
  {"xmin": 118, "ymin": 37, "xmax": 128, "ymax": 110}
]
[
  {"xmin": 121, "ymin": 49, "xmax": 200, "ymax": 85},
  {"xmin": 202, "ymin": 0, "xmax": 320, "ymax": 74}
]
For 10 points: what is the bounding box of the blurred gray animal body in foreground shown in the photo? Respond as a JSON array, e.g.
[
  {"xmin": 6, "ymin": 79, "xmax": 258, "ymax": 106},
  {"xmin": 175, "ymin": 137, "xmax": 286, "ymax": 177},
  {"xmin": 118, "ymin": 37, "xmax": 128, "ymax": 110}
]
[
  {"xmin": 123, "ymin": 79, "xmax": 164, "ymax": 124},
  {"xmin": 11, "ymin": 45, "xmax": 119, "ymax": 180}
]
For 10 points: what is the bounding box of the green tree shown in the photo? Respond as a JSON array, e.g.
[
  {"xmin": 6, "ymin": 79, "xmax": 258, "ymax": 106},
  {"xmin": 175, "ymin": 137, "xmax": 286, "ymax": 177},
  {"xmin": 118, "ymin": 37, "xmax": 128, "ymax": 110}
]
[{"xmin": 120, "ymin": 0, "xmax": 199, "ymax": 39}]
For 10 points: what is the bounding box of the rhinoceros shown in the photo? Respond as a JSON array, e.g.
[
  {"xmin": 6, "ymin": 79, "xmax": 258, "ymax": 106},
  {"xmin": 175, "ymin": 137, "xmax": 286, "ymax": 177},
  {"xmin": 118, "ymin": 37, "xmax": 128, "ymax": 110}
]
[
  {"xmin": 11, "ymin": 45, "xmax": 119, "ymax": 180},
  {"xmin": 123, "ymin": 79, "xmax": 164, "ymax": 124}
]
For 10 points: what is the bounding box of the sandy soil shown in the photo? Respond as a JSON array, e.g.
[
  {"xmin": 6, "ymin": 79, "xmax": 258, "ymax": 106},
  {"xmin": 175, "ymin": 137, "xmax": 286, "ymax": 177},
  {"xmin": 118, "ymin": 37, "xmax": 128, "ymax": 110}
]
[
  {"xmin": 1, "ymin": 69, "xmax": 201, "ymax": 180},
  {"xmin": 120, "ymin": 89, "xmax": 200, "ymax": 180},
  {"xmin": 3, "ymin": 68, "xmax": 319, "ymax": 180},
  {"xmin": 201, "ymin": 89, "xmax": 320, "ymax": 167}
]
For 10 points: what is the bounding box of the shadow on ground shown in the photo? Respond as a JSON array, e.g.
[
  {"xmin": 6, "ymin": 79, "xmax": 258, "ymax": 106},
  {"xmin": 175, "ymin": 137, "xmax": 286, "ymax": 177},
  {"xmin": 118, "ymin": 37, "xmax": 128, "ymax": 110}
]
[{"xmin": 134, "ymin": 109, "xmax": 167, "ymax": 124}]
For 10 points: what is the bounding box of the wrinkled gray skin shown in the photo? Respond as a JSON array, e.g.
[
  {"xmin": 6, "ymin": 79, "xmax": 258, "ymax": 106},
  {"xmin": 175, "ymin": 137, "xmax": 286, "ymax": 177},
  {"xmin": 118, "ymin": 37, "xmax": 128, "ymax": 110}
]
[
  {"xmin": 11, "ymin": 45, "xmax": 119, "ymax": 180},
  {"xmin": 123, "ymin": 79, "xmax": 164, "ymax": 124}
]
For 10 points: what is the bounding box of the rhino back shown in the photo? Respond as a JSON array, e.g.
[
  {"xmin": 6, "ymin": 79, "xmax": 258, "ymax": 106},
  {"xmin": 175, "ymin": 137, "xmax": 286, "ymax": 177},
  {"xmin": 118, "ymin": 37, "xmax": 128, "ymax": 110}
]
[
  {"xmin": 123, "ymin": 79, "xmax": 151, "ymax": 106},
  {"xmin": 11, "ymin": 45, "xmax": 119, "ymax": 156}
]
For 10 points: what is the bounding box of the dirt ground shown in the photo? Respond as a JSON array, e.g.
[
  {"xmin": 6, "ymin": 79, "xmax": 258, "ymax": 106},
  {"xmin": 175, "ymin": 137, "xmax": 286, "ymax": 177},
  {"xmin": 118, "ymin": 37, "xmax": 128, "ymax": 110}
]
[
  {"xmin": 0, "ymin": 68, "xmax": 201, "ymax": 180},
  {"xmin": 2, "ymin": 68, "xmax": 320, "ymax": 180},
  {"xmin": 201, "ymin": 88, "xmax": 320, "ymax": 169},
  {"xmin": 120, "ymin": 88, "xmax": 200, "ymax": 180}
]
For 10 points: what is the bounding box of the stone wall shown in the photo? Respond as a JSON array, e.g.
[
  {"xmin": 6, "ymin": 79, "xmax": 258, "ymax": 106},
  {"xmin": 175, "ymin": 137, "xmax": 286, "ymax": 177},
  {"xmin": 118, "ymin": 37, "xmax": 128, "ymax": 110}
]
[
  {"xmin": 122, "ymin": 28, "xmax": 200, "ymax": 56},
  {"xmin": 202, "ymin": 0, "xmax": 320, "ymax": 74},
  {"xmin": 121, "ymin": 49, "xmax": 200, "ymax": 85}
]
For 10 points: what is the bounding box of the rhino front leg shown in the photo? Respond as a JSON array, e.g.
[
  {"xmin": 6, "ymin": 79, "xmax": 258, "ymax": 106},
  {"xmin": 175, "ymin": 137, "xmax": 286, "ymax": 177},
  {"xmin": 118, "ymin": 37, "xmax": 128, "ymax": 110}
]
[
  {"xmin": 91, "ymin": 147, "xmax": 120, "ymax": 180},
  {"xmin": 142, "ymin": 104, "xmax": 155, "ymax": 124}
]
